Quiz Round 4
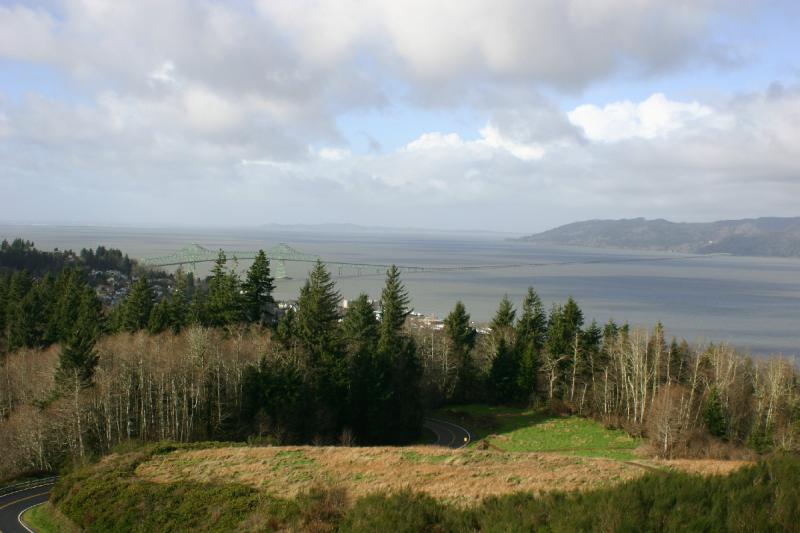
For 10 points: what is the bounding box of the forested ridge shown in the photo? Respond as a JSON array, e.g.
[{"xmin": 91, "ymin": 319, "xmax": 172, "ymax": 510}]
[
  {"xmin": 1, "ymin": 240, "xmax": 799, "ymax": 483},
  {"xmin": 518, "ymin": 216, "xmax": 800, "ymax": 257}
]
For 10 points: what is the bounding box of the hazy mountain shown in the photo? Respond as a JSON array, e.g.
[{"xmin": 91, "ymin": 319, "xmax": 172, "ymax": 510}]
[{"xmin": 517, "ymin": 217, "xmax": 800, "ymax": 257}]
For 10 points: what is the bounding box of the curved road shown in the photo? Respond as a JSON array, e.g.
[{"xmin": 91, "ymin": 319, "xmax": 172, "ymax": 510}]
[
  {"xmin": 423, "ymin": 417, "xmax": 472, "ymax": 449},
  {"xmin": 0, "ymin": 481, "xmax": 55, "ymax": 533}
]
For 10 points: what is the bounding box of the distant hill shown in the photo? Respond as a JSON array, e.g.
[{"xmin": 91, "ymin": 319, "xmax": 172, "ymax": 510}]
[{"xmin": 517, "ymin": 217, "xmax": 800, "ymax": 257}]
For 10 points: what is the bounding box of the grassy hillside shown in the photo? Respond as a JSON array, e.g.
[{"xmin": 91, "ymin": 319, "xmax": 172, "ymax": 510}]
[
  {"xmin": 21, "ymin": 503, "xmax": 82, "ymax": 533},
  {"xmin": 51, "ymin": 443, "xmax": 798, "ymax": 532},
  {"xmin": 135, "ymin": 445, "xmax": 657, "ymax": 503},
  {"xmin": 433, "ymin": 405, "xmax": 640, "ymax": 460}
]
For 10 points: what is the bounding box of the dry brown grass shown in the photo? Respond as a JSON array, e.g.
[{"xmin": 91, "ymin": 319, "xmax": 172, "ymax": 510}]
[{"xmin": 134, "ymin": 445, "xmax": 751, "ymax": 505}]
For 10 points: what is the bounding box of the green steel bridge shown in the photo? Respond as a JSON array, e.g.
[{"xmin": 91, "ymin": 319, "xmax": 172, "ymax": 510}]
[
  {"xmin": 139, "ymin": 243, "xmax": 720, "ymax": 280},
  {"xmin": 139, "ymin": 243, "xmax": 431, "ymax": 279}
]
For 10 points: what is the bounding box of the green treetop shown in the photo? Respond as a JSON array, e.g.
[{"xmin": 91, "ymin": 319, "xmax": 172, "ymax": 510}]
[
  {"xmin": 378, "ymin": 265, "xmax": 411, "ymax": 354},
  {"xmin": 242, "ymin": 250, "xmax": 275, "ymax": 325},
  {"xmin": 121, "ymin": 277, "xmax": 154, "ymax": 332}
]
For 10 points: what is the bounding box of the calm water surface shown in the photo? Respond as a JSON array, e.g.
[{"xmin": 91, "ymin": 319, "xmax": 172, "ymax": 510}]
[{"xmin": 3, "ymin": 225, "xmax": 798, "ymax": 356}]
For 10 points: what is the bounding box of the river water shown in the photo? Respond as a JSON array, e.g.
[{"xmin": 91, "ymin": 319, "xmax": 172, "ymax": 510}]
[{"xmin": 2, "ymin": 224, "xmax": 798, "ymax": 356}]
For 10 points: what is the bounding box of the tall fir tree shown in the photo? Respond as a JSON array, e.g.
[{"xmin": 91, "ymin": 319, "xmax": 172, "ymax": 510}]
[
  {"xmin": 704, "ymin": 387, "xmax": 728, "ymax": 439},
  {"xmin": 148, "ymin": 300, "xmax": 172, "ymax": 334},
  {"xmin": 294, "ymin": 260, "xmax": 345, "ymax": 438},
  {"xmin": 489, "ymin": 338, "xmax": 520, "ymax": 403},
  {"xmin": 377, "ymin": 266, "xmax": 422, "ymax": 443},
  {"xmin": 0, "ymin": 274, "xmax": 8, "ymax": 350},
  {"xmin": 515, "ymin": 287, "xmax": 547, "ymax": 400},
  {"xmin": 275, "ymin": 307, "xmax": 297, "ymax": 351},
  {"xmin": 491, "ymin": 295, "xmax": 516, "ymax": 329},
  {"xmin": 57, "ymin": 285, "xmax": 102, "ymax": 459},
  {"xmin": 169, "ymin": 269, "xmax": 191, "ymax": 333},
  {"xmin": 7, "ymin": 282, "xmax": 45, "ymax": 350},
  {"xmin": 445, "ymin": 301, "xmax": 478, "ymax": 403},
  {"xmin": 341, "ymin": 294, "xmax": 381, "ymax": 443},
  {"xmin": 37, "ymin": 273, "xmax": 59, "ymax": 344},
  {"xmin": 378, "ymin": 265, "xmax": 411, "ymax": 353},
  {"xmin": 121, "ymin": 277, "xmax": 154, "ymax": 332},
  {"xmin": 242, "ymin": 250, "xmax": 275, "ymax": 325},
  {"xmin": 295, "ymin": 260, "xmax": 341, "ymax": 360},
  {"xmin": 53, "ymin": 269, "xmax": 82, "ymax": 341},
  {"xmin": 489, "ymin": 297, "xmax": 521, "ymax": 403},
  {"xmin": 206, "ymin": 250, "xmax": 242, "ymax": 327},
  {"xmin": 516, "ymin": 287, "xmax": 547, "ymax": 352}
]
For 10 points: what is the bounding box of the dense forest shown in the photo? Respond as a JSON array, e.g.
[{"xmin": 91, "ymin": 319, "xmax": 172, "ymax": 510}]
[
  {"xmin": 1, "ymin": 239, "xmax": 799, "ymax": 482},
  {"xmin": 1, "ymin": 238, "xmax": 134, "ymax": 275}
]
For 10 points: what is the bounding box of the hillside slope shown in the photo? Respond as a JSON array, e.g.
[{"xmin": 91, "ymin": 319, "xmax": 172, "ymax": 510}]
[
  {"xmin": 517, "ymin": 217, "xmax": 800, "ymax": 257},
  {"xmin": 52, "ymin": 443, "xmax": 789, "ymax": 532}
]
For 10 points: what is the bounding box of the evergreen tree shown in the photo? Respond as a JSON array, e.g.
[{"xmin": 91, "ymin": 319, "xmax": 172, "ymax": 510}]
[
  {"xmin": 377, "ymin": 267, "xmax": 422, "ymax": 443},
  {"xmin": 275, "ymin": 307, "xmax": 297, "ymax": 350},
  {"xmin": 0, "ymin": 274, "xmax": 8, "ymax": 350},
  {"xmin": 57, "ymin": 285, "xmax": 101, "ymax": 459},
  {"xmin": 242, "ymin": 250, "xmax": 275, "ymax": 325},
  {"xmin": 148, "ymin": 300, "xmax": 172, "ymax": 334},
  {"xmin": 445, "ymin": 301, "xmax": 477, "ymax": 403},
  {"xmin": 516, "ymin": 287, "xmax": 547, "ymax": 352},
  {"xmin": 562, "ymin": 297, "xmax": 584, "ymax": 334},
  {"xmin": 7, "ymin": 283, "xmax": 45, "ymax": 350},
  {"xmin": 488, "ymin": 296, "xmax": 522, "ymax": 404},
  {"xmin": 169, "ymin": 269, "xmax": 191, "ymax": 333},
  {"xmin": 294, "ymin": 261, "xmax": 345, "ymax": 438},
  {"xmin": 37, "ymin": 273, "xmax": 59, "ymax": 344},
  {"xmin": 188, "ymin": 289, "xmax": 207, "ymax": 326},
  {"xmin": 295, "ymin": 260, "xmax": 341, "ymax": 360},
  {"xmin": 341, "ymin": 294, "xmax": 381, "ymax": 442},
  {"xmin": 515, "ymin": 287, "xmax": 547, "ymax": 400},
  {"xmin": 545, "ymin": 297, "xmax": 584, "ymax": 358},
  {"xmin": 121, "ymin": 277, "xmax": 154, "ymax": 332},
  {"xmin": 489, "ymin": 296, "xmax": 517, "ymax": 358},
  {"xmin": 704, "ymin": 387, "xmax": 728, "ymax": 438},
  {"xmin": 5, "ymin": 271, "xmax": 32, "ymax": 351},
  {"xmin": 491, "ymin": 295, "xmax": 516, "ymax": 332},
  {"xmin": 582, "ymin": 320, "xmax": 602, "ymax": 355},
  {"xmin": 378, "ymin": 265, "xmax": 411, "ymax": 353},
  {"xmin": 342, "ymin": 294, "xmax": 379, "ymax": 353},
  {"xmin": 489, "ymin": 338, "xmax": 521, "ymax": 404},
  {"xmin": 52, "ymin": 269, "xmax": 83, "ymax": 342},
  {"xmin": 206, "ymin": 250, "xmax": 242, "ymax": 327}
]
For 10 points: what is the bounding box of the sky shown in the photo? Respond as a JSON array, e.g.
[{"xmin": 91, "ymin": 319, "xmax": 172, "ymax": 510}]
[{"xmin": 1, "ymin": 0, "xmax": 799, "ymax": 232}]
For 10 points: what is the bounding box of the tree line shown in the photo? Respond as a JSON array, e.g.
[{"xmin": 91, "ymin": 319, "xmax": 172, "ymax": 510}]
[
  {"xmin": 1, "ymin": 241, "xmax": 799, "ymax": 481},
  {"xmin": 1, "ymin": 238, "xmax": 134, "ymax": 276},
  {"xmin": 416, "ymin": 291, "xmax": 799, "ymax": 457}
]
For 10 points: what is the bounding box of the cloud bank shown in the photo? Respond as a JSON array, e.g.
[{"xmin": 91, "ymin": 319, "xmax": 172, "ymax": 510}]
[{"xmin": 1, "ymin": 0, "xmax": 797, "ymax": 230}]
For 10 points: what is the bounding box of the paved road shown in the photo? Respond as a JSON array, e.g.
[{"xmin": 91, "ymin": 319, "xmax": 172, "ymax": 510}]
[
  {"xmin": 0, "ymin": 481, "xmax": 54, "ymax": 533},
  {"xmin": 423, "ymin": 417, "xmax": 472, "ymax": 449}
]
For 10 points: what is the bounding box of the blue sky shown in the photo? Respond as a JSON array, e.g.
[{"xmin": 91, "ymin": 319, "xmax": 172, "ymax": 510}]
[{"xmin": 1, "ymin": 1, "xmax": 799, "ymax": 231}]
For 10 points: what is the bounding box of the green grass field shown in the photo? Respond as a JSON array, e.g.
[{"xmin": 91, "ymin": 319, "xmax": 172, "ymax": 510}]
[
  {"xmin": 21, "ymin": 502, "xmax": 82, "ymax": 533},
  {"xmin": 433, "ymin": 404, "xmax": 640, "ymax": 460}
]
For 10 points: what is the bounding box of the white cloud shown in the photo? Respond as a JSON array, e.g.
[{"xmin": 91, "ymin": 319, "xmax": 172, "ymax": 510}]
[
  {"xmin": 405, "ymin": 132, "xmax": 464, "ymax": 151},
  {"xmin": 478, "ymin": 125, "xmax": 545, "ymax": 161},
  {"xmin": 318, "ymin": 147, "xmax": 351, "ymax": 161},
  {"xmin": 568, "ymin": 93, "xmax": 716, "ymax": 142},
  {"xmin": 148, "ymin": 62, "xmax": 177, "ymax": 86},
  {"xmin": 182, "ymin": 86, "xmax": 244, "ymax": 133}
]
